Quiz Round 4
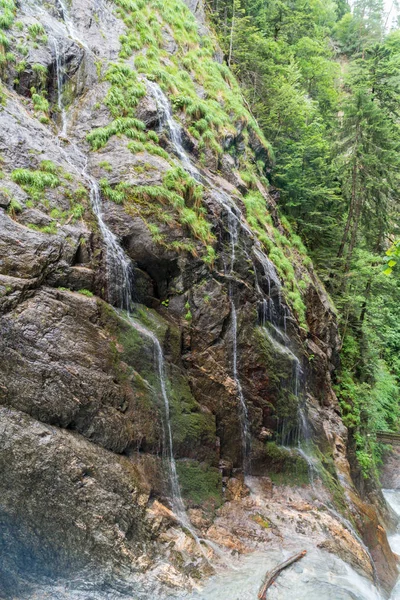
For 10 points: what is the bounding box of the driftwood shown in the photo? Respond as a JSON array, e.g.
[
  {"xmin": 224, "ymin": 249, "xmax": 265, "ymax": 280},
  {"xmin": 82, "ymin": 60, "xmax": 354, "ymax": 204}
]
[{"xmin": 257, "ymin": 550, "xmax": 307, "ymax": 600}]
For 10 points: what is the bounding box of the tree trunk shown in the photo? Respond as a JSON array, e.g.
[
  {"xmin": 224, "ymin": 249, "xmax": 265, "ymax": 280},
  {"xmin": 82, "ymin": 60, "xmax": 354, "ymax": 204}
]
[
  {"xmin": 258, "ymin": 550, "xmax": 307, "ymax": 600},
  {"xmin": 337, "ymin": 159, "xmax": 358, "ymax": 261},
  {"xmin": 344, "ymin": 186, "xmax": 363, "ymax": 273},
  {"xmin": 228, "ymin": 0, "xmax": 235, "ymax": 66}
]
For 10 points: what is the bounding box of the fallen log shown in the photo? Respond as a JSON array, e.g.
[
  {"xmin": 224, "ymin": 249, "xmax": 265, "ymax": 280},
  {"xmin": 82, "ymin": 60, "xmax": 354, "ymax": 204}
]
[{"xmin": 257, "ymin": 550, "xmax": 307, "ymax": 599}]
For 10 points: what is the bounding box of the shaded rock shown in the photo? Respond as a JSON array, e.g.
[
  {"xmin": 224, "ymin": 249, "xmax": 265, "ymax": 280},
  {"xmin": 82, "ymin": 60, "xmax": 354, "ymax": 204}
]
[
  {"xmin": 0, "ymin": 407, "xmax": 151, "ymax": 597},
  {"xmin": 0, "ymin": 289, "xmax": 151, "ymax": 453}
]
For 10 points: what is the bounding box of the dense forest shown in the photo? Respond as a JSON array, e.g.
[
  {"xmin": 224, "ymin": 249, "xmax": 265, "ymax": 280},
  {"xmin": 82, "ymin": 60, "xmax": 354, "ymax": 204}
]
[{"xmin": 207, "ymin": 0, "xmax": 400, "ymax": 481}]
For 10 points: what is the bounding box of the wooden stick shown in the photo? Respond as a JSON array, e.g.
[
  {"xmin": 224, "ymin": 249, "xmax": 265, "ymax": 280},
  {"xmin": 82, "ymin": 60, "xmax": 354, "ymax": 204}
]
[{"xmin": 257, "ymin": 550, "xmax": 307, "ymax": 600}]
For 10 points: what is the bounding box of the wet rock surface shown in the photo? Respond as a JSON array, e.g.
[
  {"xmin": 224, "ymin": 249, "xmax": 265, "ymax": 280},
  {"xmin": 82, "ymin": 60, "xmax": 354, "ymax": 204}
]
[{"xmin": 0, "ymin": 0, "xmax": 396, "ymax": 597}]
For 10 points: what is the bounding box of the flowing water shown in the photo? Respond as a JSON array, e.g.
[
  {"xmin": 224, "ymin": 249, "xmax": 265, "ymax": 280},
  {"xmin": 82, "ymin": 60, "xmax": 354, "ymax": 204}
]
[
  {"xmin": 147, "ymin": 79, "xmax": 251, "ymax": 471},
  {"xmin": 124, "ymin": 314, "xmax": 197, "ymax": 535},
  {"xmin": 143, "ymin": 73, "xmax": 393, "ymax": 600},
  {"xmin": 383, "ymin": 489, "xmax": 400, "ymax": 599},
  {"xmin": 50, "ymin": 23, "xmax": 197, "ymax": 538},
  {"xmin": 52, "ymin": 37, "xmax": 68, "ymax": 137},
  {"xmin": 188, "ymin": 546, "xmax": 383, "ymax": 600}
]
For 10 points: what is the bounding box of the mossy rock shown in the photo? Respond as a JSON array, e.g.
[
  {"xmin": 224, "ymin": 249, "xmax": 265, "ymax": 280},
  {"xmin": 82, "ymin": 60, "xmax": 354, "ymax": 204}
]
[
  {"xmin": 252, "ymin": 326, "xmax": 301, "ymax": 433},
  {"xmin": 262, "ymin": 442, "xmax": 309, "ymax": 486},
  {"xmin": 176, "ymin": 459, "xmax": 222, "ymax": 508},
  {"xmin": 98, "ymin": 301, "xmax": 216, "ymax": 459},
  {"xmin": 168, "ymin": 369, "xmax": 216, "ymax": 461}
]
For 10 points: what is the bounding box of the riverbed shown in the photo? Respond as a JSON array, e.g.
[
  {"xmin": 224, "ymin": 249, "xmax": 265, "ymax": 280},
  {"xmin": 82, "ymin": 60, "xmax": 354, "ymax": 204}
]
[{"xmin": 183, "ymin": 488, "xmax": 400, "ymax": 600}]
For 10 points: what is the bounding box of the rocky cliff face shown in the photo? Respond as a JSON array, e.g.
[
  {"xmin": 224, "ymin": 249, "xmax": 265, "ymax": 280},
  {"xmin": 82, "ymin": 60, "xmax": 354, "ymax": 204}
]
[{"xmin": 0, "ymin": 0, "xmax": 397, "ymax": 597}]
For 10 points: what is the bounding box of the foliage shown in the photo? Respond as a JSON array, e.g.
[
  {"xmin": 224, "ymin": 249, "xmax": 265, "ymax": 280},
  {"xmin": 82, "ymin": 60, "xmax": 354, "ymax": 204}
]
[{"xmin": 207, "ymin": 0, "xmax": 400, "ymax": 479}]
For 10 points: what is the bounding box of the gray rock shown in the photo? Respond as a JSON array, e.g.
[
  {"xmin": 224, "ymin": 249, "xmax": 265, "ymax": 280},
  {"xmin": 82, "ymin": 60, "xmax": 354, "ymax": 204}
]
[{"xmin": 0, "ymin": 407, "xmax": 151, "ymax": 598}]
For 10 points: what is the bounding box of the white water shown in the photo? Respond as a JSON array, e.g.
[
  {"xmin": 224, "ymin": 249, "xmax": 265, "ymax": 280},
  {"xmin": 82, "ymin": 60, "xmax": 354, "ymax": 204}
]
[
  {"xmin": 189, "ymin": 545, "xmax": 383, "ymax": 600},
  {"xmin": 49, "ymin": 19, "xmax": 196, "ymax": 536},
  {"xmin": 52, "ymin": 37, "xmax": 68, "ymax": 137},
  {"xmin": 147, "ymin": 79, "xmax": 251, "ymax": 471},
  {"xmin": 125, "ymin": 315, "xmax": 196, "ymax": 533},
  {"xmin": 47, "ymin": 19, "xmax": 400, "ymax": 598},
  {"xmin": 146, "ymin": 79, "xmax": 200, "ymax": 178},
  {"xmin": 230, "ymin": 299, "xmax": 251, "ymax": 471},
  {"xmin": 383, "ymin": 489, "xmax": 400, "ymax": 599},
  {"xmin": 56, "ymin": 0, "xmax": 76, "ymax": 39}
]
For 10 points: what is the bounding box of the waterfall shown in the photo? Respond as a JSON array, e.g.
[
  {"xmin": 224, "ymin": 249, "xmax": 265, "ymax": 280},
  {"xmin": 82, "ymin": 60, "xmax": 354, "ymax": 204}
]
[
  {"xmin": 259, "ymin": 290, "xmax": 378, "ymax": 582},
  {"xmin": 124, "ymin": 315, "xmax": 194, "ymax": 532},
  {"xmin": 146, "ymin": 79, "xmax": 200, "ymax": 179},
  {"xmin": 88, "ymin": 178, "xmax": 134, "ymax": 310},
  {"xmin": 147, "ymin": 79, "xmax": 251, "ymax": 471},
  {"xmin": 51, "ymin": 20, "xmax": 196, "ymax": 539},
  {"xmin": 230, "ymin": 299, "xmax": 251, "ymax": 471},
  {"xmin": 226, "ymin": 212, "xmax": 251, "ymax": 471},
  {"xmin": 55, "ymin": 0, "xmax": 83, "ymax": 48}
]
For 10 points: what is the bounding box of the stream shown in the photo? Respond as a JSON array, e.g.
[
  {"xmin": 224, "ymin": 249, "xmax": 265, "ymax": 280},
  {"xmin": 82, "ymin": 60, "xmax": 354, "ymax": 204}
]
[{"xmin": 184, "ymin": 488, "xmax": 400, "ymax": 600}]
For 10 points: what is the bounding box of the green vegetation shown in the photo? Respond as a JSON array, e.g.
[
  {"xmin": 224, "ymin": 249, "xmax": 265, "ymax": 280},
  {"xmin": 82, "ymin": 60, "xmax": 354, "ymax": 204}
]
[
  {"xmin": 10, "ymin": 162, "xmax": 88, "ymax": 224},
  {"xmin": 7, "ymin": 196, "xmax": 21, "ymax": 216},
  {"xmin": 100, "ymin": 167, "xmax": 215, "ymax": 262},
  {"xmin": 263, "ymin": 442, "xmax": 309, "ymax": 486},
  {"xmin": 208, "ymin": 0, "xmax": 400, "ymax": 480},
  {"xmin": 176, "ymin": 459, "xmax": 222, "ymax": 506},
  {"xmin": 27, "ymin": 22, "xmax": 47, "ymax": 43},
  {"xmin": 78, "ymin": 289, "xmax": 94, "ymax": 297},
  {"xmin": 0, "ymin": 0, "xmax": 15, "ymax": 70},
  {"xmin": 12, "ymin": 164, "xmax": 60, "ymax": 199}
]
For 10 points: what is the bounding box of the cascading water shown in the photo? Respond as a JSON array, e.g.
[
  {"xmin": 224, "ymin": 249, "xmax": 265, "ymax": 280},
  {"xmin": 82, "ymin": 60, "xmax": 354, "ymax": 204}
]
[
  {"xmin": 56, "ymin": 0, "xmax": 74, "ymax": 35},
  {"xmin": 145, "ymin": 77, "xmax": 386, "ymax": 595},
  {"xmin": 381, "ymin": 490, "xmax": 400, "ymax": 599},
  {"xmin": 146, "ymin": 79, "xmax": 199, "ymax": 179},
  {"xmin": 226, "ymin": 213, "xmax": 251, "ymax": 472},
  {"xmin": 87, "ymin": 177, "xmax": 134, "ymax": 310},
  {"xmin": 124, "ymin": 315, "xmax": 194, "ymax": 532},
  {"xmin": 147, "ymin": 79, "xmax": 251, "ymax": 472},
  {"xmin": 50, "ymin": 17, "xmax": 196, "ymax": 539},
  {"xmin": 189, "ymin": 546, "xmax": 383, "ymax": 600},
  {"xmin": 256, "ymin": 272, "xmax": 379, "ymax": 580}
]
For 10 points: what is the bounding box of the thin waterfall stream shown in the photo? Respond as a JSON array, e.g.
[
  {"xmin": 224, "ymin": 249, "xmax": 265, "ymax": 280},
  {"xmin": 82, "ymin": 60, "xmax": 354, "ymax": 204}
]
[
  {"xmin": 255, "ymin": 256, "xmax": 381, "ymax": 584},
  {"xmin": 52, "ymin": 37, "xmax": 68, "ymax": 137},
  {"xmin": 50, "ymin": 24, "xmax": 201, "ymax": 545},
  {"xmin": 147, "ymin": 79, "xmax": 251, "ymax": 472}
]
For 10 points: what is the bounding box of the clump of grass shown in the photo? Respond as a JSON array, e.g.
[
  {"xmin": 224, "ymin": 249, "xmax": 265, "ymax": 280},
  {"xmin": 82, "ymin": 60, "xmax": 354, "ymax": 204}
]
[
  {"xmin": 27, "ymin": 22, "xmax": 47, "ymax": 43},
  {"xmin": 104, "ymin": 63, "xmax": 146, "ymax": 118},
  {"xmin": 7, "ymin": 197, "xmax": 22, "ymax": 217},
  {"xmin": 12, "ymin": 163, "xmax": 60, "ymax": 205},
  {"xmin": 78, "ymin": 289, "xmax": 94, "ymax": 297},
  {"xmin": 87, "ymin": 116, "xmax": 146, "ymax": 150}
]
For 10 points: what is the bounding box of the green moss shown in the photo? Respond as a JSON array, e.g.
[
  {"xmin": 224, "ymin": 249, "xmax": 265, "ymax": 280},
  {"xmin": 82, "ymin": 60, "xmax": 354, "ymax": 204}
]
[
  {"xmin": 264, "ymin": 442, "xmax": 309, "ymax": 485},
  {"xmin": 251, "ymin": 513, "xmax": 271, "ymax": 529},
  {"xmin": 117, "ymin": 318, "xmax": 157, "ymax": 385},
  {"xmin": 168, "ymin": 372, "xmax": 215, "ymax": 452},
  {"xmin": 254, "ymin": 326, "xmax": 299, "ymax": 412},
  {"xmin": 176, "ymin": 460, "xmax": 222, "ymax": 506},
  {"xmin": 78, "ymin": 289, "xmax": 94, "ymax": 297}
]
